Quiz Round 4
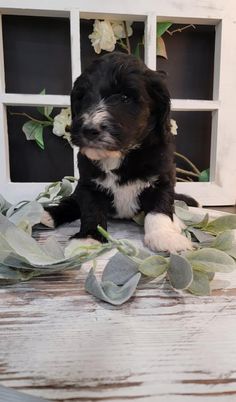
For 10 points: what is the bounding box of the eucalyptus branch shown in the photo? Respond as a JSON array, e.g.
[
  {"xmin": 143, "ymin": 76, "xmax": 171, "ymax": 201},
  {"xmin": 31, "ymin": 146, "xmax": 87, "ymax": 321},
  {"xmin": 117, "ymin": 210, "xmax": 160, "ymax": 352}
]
[
  {"xmin": 123, "ymin": 21, "xmax": 131, "ymax": 54},
  {"xmin": 167, "ymin": 24, "xmax": 196, "ymax": 36},
  {"xmin": 175, "ymin": 152, "xmax": 201, "ymax": 175},
  {"xmin": 9, "ymin": 111, "xmax": 53, "ymax": 126}
]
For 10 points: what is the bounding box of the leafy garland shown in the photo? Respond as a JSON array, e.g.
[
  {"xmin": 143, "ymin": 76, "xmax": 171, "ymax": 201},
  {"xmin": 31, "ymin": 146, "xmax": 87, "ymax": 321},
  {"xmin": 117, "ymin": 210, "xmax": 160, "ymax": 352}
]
[{"xmin": 0, "ymin": 179, "xmax": 236, "ymax": 305}]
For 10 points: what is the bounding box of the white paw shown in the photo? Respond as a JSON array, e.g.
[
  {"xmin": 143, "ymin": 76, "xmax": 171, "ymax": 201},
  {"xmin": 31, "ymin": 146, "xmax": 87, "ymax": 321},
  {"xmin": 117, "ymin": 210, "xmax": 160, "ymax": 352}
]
[
  {"xmin": 144, "ymin": 230, "xmax": 192, "ymax": 253},
  {"xmin": 41, "ymin": 211, "xmax": 55, "ymax": 228}
]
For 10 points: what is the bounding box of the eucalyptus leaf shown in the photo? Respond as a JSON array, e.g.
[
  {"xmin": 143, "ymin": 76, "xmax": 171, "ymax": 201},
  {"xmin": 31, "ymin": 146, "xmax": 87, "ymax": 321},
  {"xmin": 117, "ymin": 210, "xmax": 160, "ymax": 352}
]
[
  {"xmin": 17, "ymin": 220, "xmax": 32, "ymax": 235},
  {"xmin": 168, "ymin": 254, "xmax": 193, "ymax": 290},
  {"xmin": 174, "ymin": 200, "xmax": 189, "ymax": 210},
  {"xmin": 174, "ymin": 206, "xmax": 205, "ymax": 226},
  {"xmin": 187, "ymin": 270, "xmax": 210, "ymax": 296},
  {"xmin": 188, "ymin": 227, "xmax": 215, "ymax": 243},
  {"xmin": 0, "ymin": 194, "xmax": 12, "ymax": 215},
  {"xmin": 0, "ymin": 213, "xmax": 63, "ymax": 265},
  {"xmin": 102, "ymin": 252, "xmax": 139, "ymax": 285},
  {"xmin": 85, "ymin": 268, "xmax": 141, "ymax": 305},
  {"xmin": 8, "ymin": 201, "xmax": 43, "ymax": 227},
  {"xmin": 139, "ymin": 255, "xmax": 168, "ymax": 278},
  {"xmin": 0, "ymin": 265, "xmax": 25, "ymax": 284},
  {"xmin": 210, "ymin": 230, "xmax": 236, "ymax": 259},
  {"xmin": 186, "ymin": 248, "xmax": 236, "ymax": 273},
  {"xmin": 22, "ymin": 121, "xmax": 44, "ymax": 149},
  {"xmin": 57, "ymin": 178, "xmax": 73, "ymax": 198},
  {"xmin": 192, "ymin": 213, "xmax": 209, "ymax": 229},
  {"xmin": 205, "ymin": 215, "xmax": 236, "ymax": 235},
  {"xmin": 42, "ymin": 237, "xmax": 65, "ymax": 259}
]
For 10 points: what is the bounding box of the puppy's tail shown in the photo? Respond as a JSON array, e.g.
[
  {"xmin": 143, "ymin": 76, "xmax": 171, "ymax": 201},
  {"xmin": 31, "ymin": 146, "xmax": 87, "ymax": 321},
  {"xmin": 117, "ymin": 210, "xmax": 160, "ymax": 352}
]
[{"xmin": 174, "ymin": 193, "xmax": 199, "ymax": 207}]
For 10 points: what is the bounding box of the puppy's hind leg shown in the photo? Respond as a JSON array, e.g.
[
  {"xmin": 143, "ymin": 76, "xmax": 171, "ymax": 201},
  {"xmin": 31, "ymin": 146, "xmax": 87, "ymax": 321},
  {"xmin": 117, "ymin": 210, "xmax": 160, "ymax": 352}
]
[{"xmin": 41, "ymin": 196, "xmax": 81, "ymax": 228}]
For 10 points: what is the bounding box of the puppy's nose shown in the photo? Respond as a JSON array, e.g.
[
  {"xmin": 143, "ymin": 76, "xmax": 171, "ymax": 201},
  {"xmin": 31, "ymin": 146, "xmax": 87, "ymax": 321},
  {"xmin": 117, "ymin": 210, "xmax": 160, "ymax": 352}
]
[{"xmin": 82, "ymin": 123, "xmax": 100, "ymax": 138}]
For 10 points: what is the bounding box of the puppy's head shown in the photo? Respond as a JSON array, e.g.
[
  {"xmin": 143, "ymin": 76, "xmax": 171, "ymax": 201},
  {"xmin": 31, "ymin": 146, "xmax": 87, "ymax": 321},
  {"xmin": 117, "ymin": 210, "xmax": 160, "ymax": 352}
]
[{"xmin": 70, "ymin": 52, "xmax": 170, "ymax": 160}]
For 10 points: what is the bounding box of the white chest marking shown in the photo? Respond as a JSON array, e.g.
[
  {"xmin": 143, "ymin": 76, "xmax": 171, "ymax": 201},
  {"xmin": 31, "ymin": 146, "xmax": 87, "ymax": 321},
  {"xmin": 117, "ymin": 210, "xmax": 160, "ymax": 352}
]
[{"xmin": 94, "ymin": 172, "xmax": 151, "ymax": 219}]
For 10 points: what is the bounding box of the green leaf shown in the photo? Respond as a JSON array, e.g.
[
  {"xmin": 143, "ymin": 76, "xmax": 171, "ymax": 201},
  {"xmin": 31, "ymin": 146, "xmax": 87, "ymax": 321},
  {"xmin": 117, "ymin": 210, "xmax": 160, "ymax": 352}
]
[
  {"xmin": 156, "ymin": 22, "xmax": 172, "ymax": 38},
  {"xmin": 186, "ymin": 248, "xmax": 236, "ymax": 273},
  {"xmin": 0, "ymin": 194, "xmax": 12, "ymax": 215},
  {"xmin": 134, "ymin": 43, "xmax": 141, "ymax": 58},
  {"xmin": 174, "ymin": 205, "xmax": 206, "ymax": 226},
  {"xmin": 168, "ymin": 254, "xmax": 193, "ymax": 290},
  {"xmin": 139, "ymin": 255, "xmax": 168, "ymax": 278},
  {"xmin": 22, "ymin": 121, "xmax": 44, "ymax": 150},
  {"xmin": 57, "ymin": 178, "xmax": 73, "ymax": 198},
  {"xmin": 210, "ymin": 230, "xmax": 236, "ymax": 259},
  {"xmin": 187, "ymin": 270, "xmax": 210, "ymax": 296},
  {"xmin": 198, "ymin": 168, "xmax": 210, "ymax": 182},
  {"xmin": 85, "ymin": 268, "xmax": 141, "ymax": 305},
  {"xmin": 187, "ymin": 227, "xmax": 215, "ymax": 243},
  {"xmin": 205, "ymin": 215, "xmax": 236, "ymax": 235},
  {"xmin": 0, "ymin": 264, "xmax": 32, "ymax": 285},
  {"xmin": 7, "ymin": 201, "xmax": 44, "ymax": 228},
  {"xmin": 192, "ymin": 213, "xmax": 209, "ymax": 229},
  {"xmin": 102, "ymin": 252, "xmax": 139, "ymax": 285}
]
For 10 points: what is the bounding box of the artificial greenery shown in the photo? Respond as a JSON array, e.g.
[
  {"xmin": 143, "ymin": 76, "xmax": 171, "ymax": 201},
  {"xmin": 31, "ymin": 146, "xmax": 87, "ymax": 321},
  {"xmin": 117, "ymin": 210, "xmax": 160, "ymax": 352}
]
[{"xmin": 0, "ymin": 181, "xmax": 236, "ymax": 305}]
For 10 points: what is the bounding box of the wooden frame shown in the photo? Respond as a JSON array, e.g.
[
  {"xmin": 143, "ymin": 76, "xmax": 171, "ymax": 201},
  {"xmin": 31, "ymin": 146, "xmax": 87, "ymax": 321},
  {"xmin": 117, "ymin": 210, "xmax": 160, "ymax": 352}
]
[{"xmin": 0, "ymin": 0, "xmax": 235, "ymax": 206}]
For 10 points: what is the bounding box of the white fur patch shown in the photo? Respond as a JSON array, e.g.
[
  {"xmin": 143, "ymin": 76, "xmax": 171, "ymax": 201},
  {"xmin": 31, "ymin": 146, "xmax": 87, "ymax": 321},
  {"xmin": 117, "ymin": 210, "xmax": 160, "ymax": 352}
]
[
  {"xmin": 41, "ymin": 211, "xmax": 55, "ymax": 228},
  {"xmin": 96, "ymin": 156, "xmax": 123, "ymax": 172},
  {"xmin": 144, "ymin": 212, "xmax": 192, "ymax": 253},
  {"xmin": 81, "ymin": 147, "xmax": 121, "ymax": 161},
  {"xmin": 94, "ymin": 173, "xmax": 151, "ymax": 218},
  {"xmin": 83, "ymin": 100, "xmax": 110, "ymax": 127}
]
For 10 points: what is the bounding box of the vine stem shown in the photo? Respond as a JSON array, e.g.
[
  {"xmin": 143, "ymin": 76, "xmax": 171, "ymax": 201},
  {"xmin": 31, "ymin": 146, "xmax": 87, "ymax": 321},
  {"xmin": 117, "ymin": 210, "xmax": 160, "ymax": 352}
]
[
  {"xmin": 175, "ymin": 151, "xmax": 201, "ymax": 175},
  {"xmin": 9, "ymin": 111, "xmax": 53, "ymax": 126},
  {"xmin": 123, "ymin": 21, "xmax": 131, "ymax": 54},
  {"xmin": 176, "ymin": 167, "xmax": 199, "ymax": 178},
  {"xmin": 167, "ymin": 24, "xmax": 196, "ymax": 36}
]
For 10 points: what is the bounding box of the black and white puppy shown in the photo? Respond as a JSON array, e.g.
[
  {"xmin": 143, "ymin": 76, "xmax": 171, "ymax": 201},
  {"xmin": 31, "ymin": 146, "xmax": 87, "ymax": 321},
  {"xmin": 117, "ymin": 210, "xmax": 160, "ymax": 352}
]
[{"xmin": 42, "ymin": 52, "xmax": 196, "ymax": 252}]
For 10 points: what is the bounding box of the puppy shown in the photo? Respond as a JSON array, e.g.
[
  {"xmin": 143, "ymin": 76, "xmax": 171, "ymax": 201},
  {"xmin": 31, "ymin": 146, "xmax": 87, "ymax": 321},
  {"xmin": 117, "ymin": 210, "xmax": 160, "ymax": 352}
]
[{"xmin": 42, "ymin": 52, "xmax": 196, "ymax": 253}]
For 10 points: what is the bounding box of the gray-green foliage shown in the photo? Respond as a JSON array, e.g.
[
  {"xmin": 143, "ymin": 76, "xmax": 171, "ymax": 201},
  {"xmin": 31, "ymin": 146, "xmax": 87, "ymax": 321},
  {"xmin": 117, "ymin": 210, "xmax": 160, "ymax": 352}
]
[{"xmin": 0, "ymin": 191, "xmax": 236, "ymax": 305}]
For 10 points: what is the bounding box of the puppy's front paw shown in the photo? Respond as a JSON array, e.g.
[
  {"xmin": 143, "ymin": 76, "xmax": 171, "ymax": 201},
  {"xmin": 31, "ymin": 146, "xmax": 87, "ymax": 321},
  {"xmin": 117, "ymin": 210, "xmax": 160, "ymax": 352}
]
[
  {"xmin": 144, "ymin": 230, "xmax": 192, "ymax": 253},
  {"xmin": 41, "ymin": 211, "xmax": 55, "ymax": 228}
]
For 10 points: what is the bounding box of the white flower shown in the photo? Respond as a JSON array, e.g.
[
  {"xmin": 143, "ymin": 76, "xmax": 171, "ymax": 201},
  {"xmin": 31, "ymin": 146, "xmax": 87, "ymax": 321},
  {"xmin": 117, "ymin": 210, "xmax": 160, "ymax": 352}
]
[
  {"xmin": 170, "ymin": 119, "xmax": 178, "ymax": 135},
  {"xmin": 111, "ymin": 21, "xmax": 133, "ymax": 39},
  {"xmin": 89, "ymin": 20, "xmax": 116, "ymax": 54},
  {"xmin": 53, "ymin": 108, "xmax": 71, "ymax": 137}
]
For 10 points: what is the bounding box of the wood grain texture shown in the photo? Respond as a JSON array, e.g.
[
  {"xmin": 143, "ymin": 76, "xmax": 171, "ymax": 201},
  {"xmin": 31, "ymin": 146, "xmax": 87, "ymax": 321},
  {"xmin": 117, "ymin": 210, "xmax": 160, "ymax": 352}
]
[{"xmin": 0, "ymin": 217, "xmax": 236, "ymax": 402}]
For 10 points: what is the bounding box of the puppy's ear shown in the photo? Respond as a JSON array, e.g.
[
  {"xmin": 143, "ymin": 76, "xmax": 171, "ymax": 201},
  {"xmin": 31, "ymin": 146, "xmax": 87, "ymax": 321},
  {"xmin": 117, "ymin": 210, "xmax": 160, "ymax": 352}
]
[{"xmin": 144, "ymin": 69, "xmax": 170, "ymax": 132}]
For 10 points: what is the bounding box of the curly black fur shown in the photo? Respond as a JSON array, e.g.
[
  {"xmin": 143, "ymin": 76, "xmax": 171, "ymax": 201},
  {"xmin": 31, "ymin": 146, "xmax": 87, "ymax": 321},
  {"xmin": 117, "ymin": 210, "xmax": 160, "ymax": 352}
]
[{"xmin": 45, "ymin": 52, "xmax": 197, "ymax": 242}]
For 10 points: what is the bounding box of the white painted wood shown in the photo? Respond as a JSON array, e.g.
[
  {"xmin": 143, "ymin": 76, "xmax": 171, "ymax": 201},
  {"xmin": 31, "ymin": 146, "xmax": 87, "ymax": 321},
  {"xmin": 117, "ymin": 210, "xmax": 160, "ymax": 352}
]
[
  {"xmin": 175, "ymin": 181, "xmax": 235, "ymax": 206},
  {"xmin": 0, "ymin": 93, "xmax": 70, "ymax": 107},
  {"xmin": 144, "ymin": 13, "xmax": 157, "ymax": 70},
  {"xmin": 0, "ymin": 217, "xmax": 236, "ymax": 401},
  {"xmin": 70, "ymin": 9, "xmax": 81, "ymax": 179},
  {"xmin": 0, "ymin": 182, "xmax": 51, "ymax": 204},
  {"xmin": 0, "ymin": 0, "xmax": 225, "ymax": 21},
  {"xmin": 0, "ymin": 15, "xmax": 10, "ymax": 185},
  {"xmin": 171, "ymin": 99, "xmax": 220, "ymax": 111}
]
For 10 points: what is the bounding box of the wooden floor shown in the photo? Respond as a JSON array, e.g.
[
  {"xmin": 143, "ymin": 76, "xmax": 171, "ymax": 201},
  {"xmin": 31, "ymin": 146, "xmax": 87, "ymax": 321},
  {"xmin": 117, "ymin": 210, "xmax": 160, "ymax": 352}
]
[{"xmin": 0, "ymin": 208, "xmax": 236, "ymax": 402}]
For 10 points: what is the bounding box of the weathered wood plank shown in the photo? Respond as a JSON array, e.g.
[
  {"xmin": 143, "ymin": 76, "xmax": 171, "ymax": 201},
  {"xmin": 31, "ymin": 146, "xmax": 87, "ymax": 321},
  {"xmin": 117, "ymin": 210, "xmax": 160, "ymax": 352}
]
[{"xmin": 0, "ymin": 217, "xmax": 236, "ymax": 401}]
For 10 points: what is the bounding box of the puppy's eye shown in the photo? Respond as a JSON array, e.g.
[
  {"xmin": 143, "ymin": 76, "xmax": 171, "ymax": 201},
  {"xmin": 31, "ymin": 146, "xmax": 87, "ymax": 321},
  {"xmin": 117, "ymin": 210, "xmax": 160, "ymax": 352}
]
[{"xmin": 121, "ymin": 95, "xmax": 129, "ymax": 103}]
